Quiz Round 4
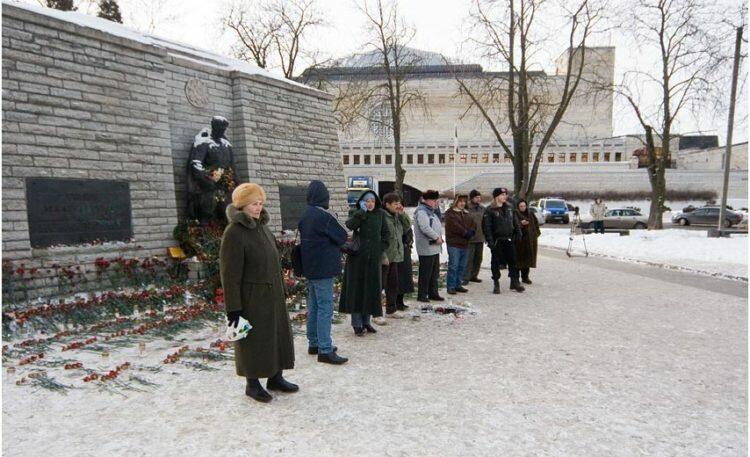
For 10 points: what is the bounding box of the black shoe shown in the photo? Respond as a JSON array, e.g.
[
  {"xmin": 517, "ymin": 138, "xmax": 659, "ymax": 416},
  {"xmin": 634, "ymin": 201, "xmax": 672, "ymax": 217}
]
[
  {"xmin": 461, "ymin": 280, "xmax": 469, "ymax": 286},
  {"xmin": 492, "ymin": 280, "xmax": 500, "ymax": 295},
  {"xmin": 354, "ymin": 327, "xmax": 365, "ymax": 337},
  {"xmin": 522, "ymin": 277, "xmax": 532, "ymax": 285},
  {"xmin": 510, "ymin": 280, "xmax": 525, "ymax": 292},
  {"xmin": 417, "ymin": 296, "xmax": 430, "ymax": 303},
  {"xmin": 267, "ymin": 372, "xmax": 299, "ymax": 393},
  {"xmin": 455, "ymin": 287, "xmax": 469, "ymax": 293},
  {"xmin": 364, "ymin": 324, "xmax": 377, "ymax": 333},
  {"xmin": 469, "ymin": 277, "xmax": 483, "ymax": 283},
  {"xmin": 318, "ymin": 351, "xmax": 349, "ymax": 365},
  {"xmin": 447, "ymin": 289, "xmax": 457, "ymax": 295},
  {"xmin": 308, "ymin": 346, "xmax": 338, "ymax": 355},
  {"xmin": 246, "ymin": 378, "xmax": 272, "ymax": 403},
  {"xmin": 429, "ymin": 295, "xmax": 445, "ymax": 301},
  {"xmin": 396, "ymin": 304, "xmax": 409, "ymax": 311}
]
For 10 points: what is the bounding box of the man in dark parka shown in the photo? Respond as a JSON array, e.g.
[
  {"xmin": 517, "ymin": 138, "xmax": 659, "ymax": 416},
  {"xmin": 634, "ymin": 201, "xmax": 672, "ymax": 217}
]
[
  {"xmin": 338, "ymin": 191, "xmax": 390, "ymax": 335},
  {"xmin": 220, "ymin": 183, "xmax": 296, "ymax": 403}
]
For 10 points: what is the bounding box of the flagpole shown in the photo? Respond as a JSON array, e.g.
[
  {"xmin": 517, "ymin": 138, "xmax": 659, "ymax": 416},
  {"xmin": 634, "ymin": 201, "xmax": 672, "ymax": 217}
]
[{"xmin": 453, "ymin": 123, "xmax": 458, "ymax": 196}]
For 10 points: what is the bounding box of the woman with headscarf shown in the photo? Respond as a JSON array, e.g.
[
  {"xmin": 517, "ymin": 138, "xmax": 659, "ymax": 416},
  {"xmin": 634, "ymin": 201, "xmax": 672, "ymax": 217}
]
[
  {"xmin": 339, "ymin": 191, "xmax": 390, "ymax": 336},
  {"xmin": 219, "ymin": 183, "xmax": 297, "ymax": 403},
  {"xmin": 513, "ymin": 198, "xmax": 541, "ymax": 284}
]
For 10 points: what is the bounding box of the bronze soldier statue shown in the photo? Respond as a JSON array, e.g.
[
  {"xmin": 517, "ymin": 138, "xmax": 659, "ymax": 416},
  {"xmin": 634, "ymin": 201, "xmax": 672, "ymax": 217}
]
[{"xmin": 186, "ymin": 116, "xmax": 239, "ymax": 224}]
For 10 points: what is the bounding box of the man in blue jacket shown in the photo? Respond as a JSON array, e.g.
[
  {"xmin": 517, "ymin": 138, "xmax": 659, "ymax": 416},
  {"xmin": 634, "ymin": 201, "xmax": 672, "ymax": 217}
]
[{"xmin": 298, "ymin": 180, "xmax": 349, "ymax": 365}]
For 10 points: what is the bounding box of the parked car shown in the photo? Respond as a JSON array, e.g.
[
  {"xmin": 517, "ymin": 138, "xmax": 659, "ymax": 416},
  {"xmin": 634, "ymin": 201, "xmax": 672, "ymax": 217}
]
[
  {"xmin": 529, "ymin": 206, "xmax": 545, "ymax": 226},
  {"xmin": 581, "ymin": 208, "xmax": 649, "ymax": 229},
  {"xmin": 672, "ymin": 206, "xmax": 743, "ymax": 227},
  {"xmin": 531, "ymin": 198, "xmax": 569, "ymax": 224}
]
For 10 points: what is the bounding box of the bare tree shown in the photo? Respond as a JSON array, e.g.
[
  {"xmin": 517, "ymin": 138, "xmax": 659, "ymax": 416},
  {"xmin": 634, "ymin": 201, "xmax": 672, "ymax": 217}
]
[
  {"xmin": 224, "ymin": 0, "xmax": 325, "ymax": 78},
  {"xmin": 616, "ymin": 0, "xmax": 731, "ymax": 228},
  {"xmin": 454, "ymin": 0, "xmax": 607, "ymax": 200},
  {"xmin": 333, "ymin": 0, "xmax": 429, "ymax": 196}
]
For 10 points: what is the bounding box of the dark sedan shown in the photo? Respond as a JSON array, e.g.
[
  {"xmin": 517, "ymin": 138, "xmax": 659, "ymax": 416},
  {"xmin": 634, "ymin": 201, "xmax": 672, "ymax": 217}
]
[{"xmin": 672, "ymin": 207, "xmax": 743, "ymax": 228}]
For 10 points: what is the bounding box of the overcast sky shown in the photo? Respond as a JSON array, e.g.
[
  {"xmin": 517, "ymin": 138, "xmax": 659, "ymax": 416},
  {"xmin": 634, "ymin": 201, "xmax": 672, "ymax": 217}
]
[{"xmin": 17, "ymin": 0, "xmax": 749, "ymax": 144}]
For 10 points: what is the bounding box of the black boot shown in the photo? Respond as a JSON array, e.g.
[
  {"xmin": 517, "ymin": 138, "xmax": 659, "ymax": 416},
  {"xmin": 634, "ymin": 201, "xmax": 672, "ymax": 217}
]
[
  {"xmin": 318, "ymin": 351, "xmax": 349, "ymax": 365},
  {"xmin": 267, "ymin": 371, "xmax": 299, "ymax": 393},
  {"xmin": 363, "ymin": 324, "xmax": 377, "ymax": 333},
  {"xmin": 246, "ymin": 378, "xmax": 272, "ymax": 403},
  {"xmin": 470, "ymin": 277, "xmax": 483, "ymax": 283},
  {"xmin": 308, "ymin": 346, "xmax": 338, "ymax": 355},
  {"xmin": 353, "ymin": 327, "xmax": 365, "ymax": 336},
  {"xmin": 510, "ymin": 279, "xmax": 525, "ymax": 292},
  {"xmin": 493, "ymin": 279, "xmax": 500, "ymax": 294},
  {"xmin": 521, "ymin": 273, "xmax": 532, "ymax": 285}
]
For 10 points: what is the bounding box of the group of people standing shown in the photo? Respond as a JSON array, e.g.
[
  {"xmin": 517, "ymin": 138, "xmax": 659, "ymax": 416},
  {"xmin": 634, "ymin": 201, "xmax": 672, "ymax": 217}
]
[{"xmin": 218, "ymin": 179, "xmax": 541, "ymax": 403}]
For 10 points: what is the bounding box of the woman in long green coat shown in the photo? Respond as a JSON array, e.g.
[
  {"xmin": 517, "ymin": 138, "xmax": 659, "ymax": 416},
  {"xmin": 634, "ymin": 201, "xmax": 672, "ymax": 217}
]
[
  {"xmin": 220, "ymin": 183, "xmax": 296, "ymax": 403},
  {"xmin": 339, "ymin": 191, "xmax": 390, "ymax": 335}
]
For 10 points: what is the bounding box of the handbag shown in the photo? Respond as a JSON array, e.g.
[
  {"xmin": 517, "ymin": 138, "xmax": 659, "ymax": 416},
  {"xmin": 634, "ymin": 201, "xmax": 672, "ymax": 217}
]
[
  {"xmin": 341, "ymin": 231, "xmax": 361, "ymax": 256},
  {"xmin": 290, "ymin": 231, "xmax": 305, "ymax": 278}
]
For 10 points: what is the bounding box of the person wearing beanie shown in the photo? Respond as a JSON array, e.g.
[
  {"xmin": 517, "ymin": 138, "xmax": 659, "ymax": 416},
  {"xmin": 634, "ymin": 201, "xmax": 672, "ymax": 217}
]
[
  {"xmin": 220, "ymin": 183, "xmax": 298, "ymax": 403},
  {"xmin": 413, "ymin": 190, "xmax": 445, "ymax": 302},
  {"xmin": 444, "ymin": 194, "xmax": 476, "ymax": 294},
  {"xmin": 482, "ymin": 187, "xmax": 525, "ymax": 294},
  {"xmin": 463, "ymin": 190, "xmax": 486, "ymax": 285},
  {"xmin": 298, "ymin": 180, "xmax": 349, "ymax": 365}
]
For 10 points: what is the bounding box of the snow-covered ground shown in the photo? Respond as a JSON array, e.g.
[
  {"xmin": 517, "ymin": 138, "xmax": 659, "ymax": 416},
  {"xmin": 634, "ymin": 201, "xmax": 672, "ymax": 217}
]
[
  {"xmin": 3, "ymin": 249, "xmax": 746, "ymax": 456},
  {"xmin": 539, "ymin": 229, "xmax": 748, "ymax": 280}
]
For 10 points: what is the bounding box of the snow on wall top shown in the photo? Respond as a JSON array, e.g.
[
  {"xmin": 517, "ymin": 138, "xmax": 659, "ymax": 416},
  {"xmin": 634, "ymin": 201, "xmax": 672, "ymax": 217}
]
[{"xmin": 2, "ymin": 0, "xmax": 322, "ymax": 94}]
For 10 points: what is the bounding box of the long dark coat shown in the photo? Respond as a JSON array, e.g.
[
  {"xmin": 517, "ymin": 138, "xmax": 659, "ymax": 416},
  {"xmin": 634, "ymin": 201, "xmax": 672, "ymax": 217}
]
[
  {"xmin": 514, "ymin": 207, "xmax": 541, "ymax": 269},
  {"xmin": 219, "ymin": 205, "xmax": 294, "ymax": 378},
  {"xmin": 338, "ymin": 192, "xmax": 390, "ymax": 317},
  {"xmin": 396, "ymin": 212, "xmax": 415, "ymax": 295}
]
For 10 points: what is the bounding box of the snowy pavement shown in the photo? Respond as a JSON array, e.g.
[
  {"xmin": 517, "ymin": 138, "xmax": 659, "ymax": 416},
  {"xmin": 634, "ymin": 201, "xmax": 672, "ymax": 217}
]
[{"xmin": 3, "ymin": 252, "xmax": 747, "ymax": 456}]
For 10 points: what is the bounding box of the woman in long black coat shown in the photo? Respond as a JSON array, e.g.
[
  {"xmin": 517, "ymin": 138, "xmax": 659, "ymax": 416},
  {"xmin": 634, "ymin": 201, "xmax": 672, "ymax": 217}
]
[
  {"xmin": 514, "ymin": 198, "xmax": 541, "ymax": 284},
  {"xmin": 339, "ymin": 191, "xmax": 390, "ymax": 335}
]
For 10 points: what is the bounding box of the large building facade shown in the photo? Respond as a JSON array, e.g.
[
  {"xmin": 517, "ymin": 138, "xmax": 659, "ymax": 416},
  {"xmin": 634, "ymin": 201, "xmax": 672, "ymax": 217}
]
[{"xmin": 302, "ymin": 47, "xmax": 629, "ymax": 192}]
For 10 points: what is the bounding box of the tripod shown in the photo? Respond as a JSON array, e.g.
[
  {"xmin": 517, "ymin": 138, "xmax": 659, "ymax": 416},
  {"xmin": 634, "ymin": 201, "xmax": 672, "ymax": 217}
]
[{"xmin": 566, "ymin": 210, "xmax": 589, "ymax": 257}]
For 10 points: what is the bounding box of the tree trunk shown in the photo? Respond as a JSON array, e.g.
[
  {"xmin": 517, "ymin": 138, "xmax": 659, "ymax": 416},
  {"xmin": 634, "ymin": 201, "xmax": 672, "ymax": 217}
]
[
  {"xmin": 512, "ymin": 132, "xmax": 525, "ymax": 197},
  {"xmin": 393, "ymin": 121, "xmax": 405, "ymax": 197},
  {"xmin": 644, "ymin": 126, "xmax": 664, "ymax": 229}
]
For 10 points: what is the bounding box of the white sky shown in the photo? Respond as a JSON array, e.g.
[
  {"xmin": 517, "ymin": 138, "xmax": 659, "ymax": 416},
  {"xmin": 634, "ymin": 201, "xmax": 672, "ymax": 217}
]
[{"xmin": 14, "ymin": 0, "xmax": 750, "ymax": 144}]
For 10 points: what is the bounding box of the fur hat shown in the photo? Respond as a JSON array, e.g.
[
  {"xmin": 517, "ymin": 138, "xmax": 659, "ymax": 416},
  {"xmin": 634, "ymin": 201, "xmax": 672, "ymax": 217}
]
[
  {"xmin": 232, "ymin": 183, "xmax": 266, "ymax": 208},
  {"xmin": 492, "ymin": 187, "xmax": 508, "ymax": 198},
  {"xmin": 422, "ymin": 189, "xmax": 440, "ymax": 200},
  {"xmin": 469, "ymin": 189, "xmax": 481, "ymax": 199}
]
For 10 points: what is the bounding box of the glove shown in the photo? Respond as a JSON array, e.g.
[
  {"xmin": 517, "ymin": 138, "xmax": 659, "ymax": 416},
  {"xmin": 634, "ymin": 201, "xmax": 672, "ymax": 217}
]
[
  {"xmin": 226, "ymin": 310, "xmax": 242, "ymax": 327},
  {"xmin": 464, "ymin": 229, "xmax": 476, "ymax": 240}
]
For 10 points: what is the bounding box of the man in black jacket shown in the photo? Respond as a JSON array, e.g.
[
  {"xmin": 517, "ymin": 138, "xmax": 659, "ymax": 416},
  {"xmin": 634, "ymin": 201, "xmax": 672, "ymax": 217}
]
[{"xmin": 482, "ymin": 187, "xmax": 525, "ymax": 294}]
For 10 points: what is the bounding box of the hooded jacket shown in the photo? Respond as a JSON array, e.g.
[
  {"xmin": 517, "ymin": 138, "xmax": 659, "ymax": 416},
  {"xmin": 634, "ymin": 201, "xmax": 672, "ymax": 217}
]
[{"xmin": 298, "ymin": 180, "xmax": 348, "ymax": 280}]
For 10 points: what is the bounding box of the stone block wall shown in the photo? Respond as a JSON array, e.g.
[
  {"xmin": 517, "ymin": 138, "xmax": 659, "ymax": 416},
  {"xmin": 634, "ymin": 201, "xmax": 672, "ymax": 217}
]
[
  {"xmin": 1, "ymin": 3, "xmax": 346, "ymax": 300},
  {"xmin": 2, "ymin": 5, "xmax": 177, "ymax": 268}
]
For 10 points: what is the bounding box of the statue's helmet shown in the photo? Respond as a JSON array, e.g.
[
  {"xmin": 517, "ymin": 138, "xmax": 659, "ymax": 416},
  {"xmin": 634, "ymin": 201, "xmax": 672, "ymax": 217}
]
[{"xmin": 211, "ymin": 116, "xmax": 229, "ymax": 137}]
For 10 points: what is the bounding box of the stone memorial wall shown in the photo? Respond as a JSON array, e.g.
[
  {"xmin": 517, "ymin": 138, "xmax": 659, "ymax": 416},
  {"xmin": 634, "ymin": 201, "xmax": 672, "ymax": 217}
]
[{"xmin": 1, "ymin": 2, "xmax": 347, "ymax": 299}]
